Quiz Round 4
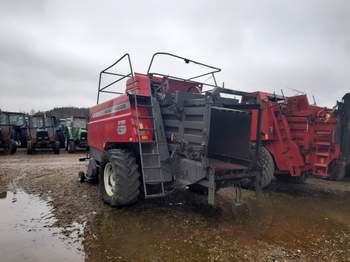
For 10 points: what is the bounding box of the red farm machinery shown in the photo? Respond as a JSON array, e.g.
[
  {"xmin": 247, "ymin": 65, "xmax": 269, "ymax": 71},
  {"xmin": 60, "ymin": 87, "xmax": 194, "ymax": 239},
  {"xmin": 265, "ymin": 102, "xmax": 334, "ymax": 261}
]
[
  {"xmin": 80, "ymin": 52, "xmax": 265, "ymax": 207},
  {"xmin": 26, "ymin": 114, "xmax": 60, "ymax": 154},
  {"xmin": 241, "ymin": 91, "xmax": 350, "ymax": 185},
  {"xmin": 0, "ymin": 111, "xmax": 20, "ymax": 154}
]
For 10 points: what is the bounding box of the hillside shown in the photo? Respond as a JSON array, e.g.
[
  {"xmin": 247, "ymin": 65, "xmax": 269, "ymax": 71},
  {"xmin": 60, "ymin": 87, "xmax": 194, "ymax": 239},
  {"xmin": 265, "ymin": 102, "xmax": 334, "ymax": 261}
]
[{"xmin": 45, "ymin": 107, "xmax": 89, "ymax": 119}]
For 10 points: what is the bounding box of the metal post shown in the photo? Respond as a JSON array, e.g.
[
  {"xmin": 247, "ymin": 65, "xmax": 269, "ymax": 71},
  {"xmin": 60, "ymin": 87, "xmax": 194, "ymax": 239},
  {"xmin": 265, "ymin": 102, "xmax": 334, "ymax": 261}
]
[{"xmin": 207, "ymin": 168, "xmax": 216, "ymax": 206}]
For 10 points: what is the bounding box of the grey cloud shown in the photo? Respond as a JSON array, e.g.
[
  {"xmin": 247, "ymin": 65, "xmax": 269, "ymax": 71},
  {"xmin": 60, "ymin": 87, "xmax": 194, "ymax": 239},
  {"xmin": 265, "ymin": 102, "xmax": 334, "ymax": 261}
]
[{"xmin": 0, "ymin": 0, "xmax": 349, "ymax": 111}]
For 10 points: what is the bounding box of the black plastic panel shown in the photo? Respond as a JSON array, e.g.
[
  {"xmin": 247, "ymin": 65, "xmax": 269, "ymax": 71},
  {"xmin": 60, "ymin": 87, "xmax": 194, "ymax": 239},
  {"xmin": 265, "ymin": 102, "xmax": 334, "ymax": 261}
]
[{"xmin": 208, "ymin": 107, "xmax": 251, "ymax": 161}]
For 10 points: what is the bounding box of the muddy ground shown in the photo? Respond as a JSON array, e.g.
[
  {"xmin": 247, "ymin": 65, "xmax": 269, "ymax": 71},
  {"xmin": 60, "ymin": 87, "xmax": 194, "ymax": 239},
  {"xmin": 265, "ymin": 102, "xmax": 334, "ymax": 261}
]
[{"xmin": 0, "ymin": 150, "xmax": 350, "ymax": 261}]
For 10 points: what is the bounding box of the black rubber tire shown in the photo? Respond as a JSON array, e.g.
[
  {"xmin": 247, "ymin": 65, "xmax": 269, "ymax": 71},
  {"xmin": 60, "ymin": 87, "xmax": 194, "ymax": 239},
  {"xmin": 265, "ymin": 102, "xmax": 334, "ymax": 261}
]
[
  {"xmin": 290, "ymin": 172, "xmax": 308, "ymax": 184},
  {"xmin": 3, "ymin": 143, "xmax": 10, "ymax": 155},
  {"xmin": 329, "ymin": 160, "xmax": 346, "ymax": 181},
  {"xmin": 27, "ymin": 141, "xmax": 33, "ymax": 155},
  {"xmin": 9, "ymin": 140, "xmax": 17, "ymax": 155},
  {"xmin": 256, "ymin": 146, "xmax": 275, "ymax": 188},
  {"xmin": 275, "ymin": 172, "xmax": 308, "ymax": 184},
  {"xmin": 53, "ymin": 141, "xmax": 60, "ymax": 154},
  {"xmin": 85, "ymin": 158, "xmax": 99, "ymax": 183},
  {"xmin": 68, "ymin": 141, "xmax": 75, "ymax": 153},
  {"xmin": 345, "ymin": 163, "xmax": 350, "ymax": 177},
  {"xmin": 99, "ymin": 149, "xmax": 140, "ymax": 207},
  {"xmin": 78, "ymin": 171, "xmax": 86, "ymax": 183}
]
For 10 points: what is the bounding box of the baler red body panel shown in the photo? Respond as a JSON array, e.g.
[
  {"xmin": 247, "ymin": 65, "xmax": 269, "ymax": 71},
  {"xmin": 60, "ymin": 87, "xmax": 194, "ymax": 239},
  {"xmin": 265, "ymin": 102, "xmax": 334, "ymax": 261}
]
[{"xmin": 88, "ymin": 73, "xmax": 202, "ymax": 152}]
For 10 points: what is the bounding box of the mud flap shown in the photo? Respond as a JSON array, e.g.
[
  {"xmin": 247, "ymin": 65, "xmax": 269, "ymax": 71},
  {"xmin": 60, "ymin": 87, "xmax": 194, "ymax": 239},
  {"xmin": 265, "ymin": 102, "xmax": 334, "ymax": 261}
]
[{"xmin": 254, "ymin": 169, "xmax": 263, "ymax": 196}]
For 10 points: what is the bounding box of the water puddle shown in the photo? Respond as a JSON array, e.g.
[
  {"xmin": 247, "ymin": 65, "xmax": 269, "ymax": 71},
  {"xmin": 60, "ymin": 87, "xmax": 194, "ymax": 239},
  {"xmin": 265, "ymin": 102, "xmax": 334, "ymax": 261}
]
[
  {"xmin": 0, "ymin": 190, "xmax": 84, "ymax": 262},
  {"xmin": 82, "ymin": 189, "xmax": 350, "ymax": 261}
]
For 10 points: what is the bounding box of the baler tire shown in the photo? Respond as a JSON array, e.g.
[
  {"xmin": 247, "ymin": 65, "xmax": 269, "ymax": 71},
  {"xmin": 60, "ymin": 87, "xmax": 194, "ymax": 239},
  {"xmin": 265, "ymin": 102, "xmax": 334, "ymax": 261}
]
[
  {"xmin": 256, "ymin": 146, "xmax": 275, "ymax": 188},
  {"xmin": 99, "ymin": 149, "xmax": 140, "ymax": 207}
]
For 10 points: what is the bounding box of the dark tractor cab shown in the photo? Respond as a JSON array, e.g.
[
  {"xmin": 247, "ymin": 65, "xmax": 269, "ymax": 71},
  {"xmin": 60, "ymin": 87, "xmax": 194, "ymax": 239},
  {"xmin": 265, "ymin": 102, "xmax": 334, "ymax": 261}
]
[
  {"xmin": 26, "ymin": 114, "xmax": 60, "ymax": 154},
  {"xmin": 8, "ymin": 112, "xmax": 28, "ymax": 148},
  {"xmin": 0, "ymin": 111, "xmax": 17, "ymax": 154}
]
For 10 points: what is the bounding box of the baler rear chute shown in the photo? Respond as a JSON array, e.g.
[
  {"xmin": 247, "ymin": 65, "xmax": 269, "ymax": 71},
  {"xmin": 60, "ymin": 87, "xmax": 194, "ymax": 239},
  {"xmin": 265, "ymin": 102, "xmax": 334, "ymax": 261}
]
[{"xmin": 80, "ymin": 52, "xmax": 264, "ymax": 206}]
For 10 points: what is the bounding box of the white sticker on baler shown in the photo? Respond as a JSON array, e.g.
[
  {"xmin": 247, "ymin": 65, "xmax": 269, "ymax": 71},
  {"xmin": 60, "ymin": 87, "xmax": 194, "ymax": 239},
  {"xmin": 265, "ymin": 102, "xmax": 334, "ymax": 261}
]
[
  {"xmin": 117, "ymin": 120, "xmax": 127, "ymax": 135},
  {"xmin": 92, "ymin": 102, "xmax": 130, "ymax": 118}
]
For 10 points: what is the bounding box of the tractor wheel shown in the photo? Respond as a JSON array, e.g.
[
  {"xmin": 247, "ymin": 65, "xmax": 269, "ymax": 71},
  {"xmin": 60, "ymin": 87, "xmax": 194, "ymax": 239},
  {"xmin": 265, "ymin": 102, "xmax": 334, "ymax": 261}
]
[
  {"xmin": 9, "ymin": 140, "xmax": 17, "ymax": 155},
  {"xmin": 346, "ymin": 163, "xmax": 350, "ymax": 177},
  {"xmin": 68, "ymin": 141, "xmax": 75, "ymax": 153},
  {"xmin": 329, "ymin": 160, "xmax": 346, "ymax": 181},
  {"xmin": 27, "ymin": 141, "xmax": 33, "ymax": 155},
  {"xmin": 256, "ymin": 146, "xmax": 275, "ymax": 188},
  {"xmin": 53, "ymin": 142, "xmax": 60, "ymax": 154},
  {"xmin": 99, "ymin": 149, "xmax": 140, "ymax": 207}
]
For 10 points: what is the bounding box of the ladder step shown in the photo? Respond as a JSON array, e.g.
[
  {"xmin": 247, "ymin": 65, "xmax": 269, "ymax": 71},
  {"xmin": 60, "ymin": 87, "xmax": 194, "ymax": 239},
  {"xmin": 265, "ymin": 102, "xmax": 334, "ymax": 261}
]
[
  {"xmin": 145, "ymin": 193, "xmax": 166, "ymax": 198},
  {"xmin": 145, "ymin": 180, "xmax": 166, "ymax": 184},
  {"xmin": 140, "ymin": 141, "xmax": 156, "ymax": 144},
  {"xmin": 316, "ymin": 153, "xmax": 329, "ymax": 157},
  {"xmin": 316, "ymin": 131, "xmax": 332, "ymax": 135},
  {"xmin": 142, "ymin": 153, "xmax": 160, "ymax": 156},
  {"xmin": 314, "ymin": 163, "xmax": 328, "ymax": 168},
  {"xmin": 316, "ymin": 142, "xmax": 331, "ymax": 146},
  {"xmin": 143, "ymin": 166, "xmax": 161, "ymax": 169}
]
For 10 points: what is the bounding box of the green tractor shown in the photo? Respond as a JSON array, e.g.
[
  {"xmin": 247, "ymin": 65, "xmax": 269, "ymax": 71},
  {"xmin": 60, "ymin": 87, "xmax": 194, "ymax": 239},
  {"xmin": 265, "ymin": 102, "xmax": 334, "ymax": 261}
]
[{"xmin": 64, "ymin": 116, "xmax": 88, "ymax": 153}]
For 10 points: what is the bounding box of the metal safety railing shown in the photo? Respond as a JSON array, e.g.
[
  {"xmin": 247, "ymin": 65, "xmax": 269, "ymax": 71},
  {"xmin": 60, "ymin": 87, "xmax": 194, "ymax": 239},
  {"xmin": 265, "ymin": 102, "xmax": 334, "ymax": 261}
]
[{"xmin": 97, "ymin": 53, "xmax": 134, "ymax": 104}]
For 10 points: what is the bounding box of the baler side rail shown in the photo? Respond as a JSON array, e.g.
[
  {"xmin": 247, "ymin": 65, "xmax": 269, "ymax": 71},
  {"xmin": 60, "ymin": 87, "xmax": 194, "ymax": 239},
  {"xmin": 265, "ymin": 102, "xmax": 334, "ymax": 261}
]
[
  {"xmin": 147, "ymin": 52, "xmax": 221, "ymax": 88},
  {"xmin": 97, "ymin": 53, "xmax": 134, "ymax": 104}
]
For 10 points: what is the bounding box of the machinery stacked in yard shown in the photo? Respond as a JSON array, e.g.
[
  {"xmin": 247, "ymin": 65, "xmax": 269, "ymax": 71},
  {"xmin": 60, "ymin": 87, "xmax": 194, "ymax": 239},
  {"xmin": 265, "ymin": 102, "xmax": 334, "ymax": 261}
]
[
  {"xmin": 285, "ymin": 93, "xmax": 350, "ymax": 180},
  {"xmin": 0, "ymin": 111, "xmax": 18, "ymax": 154},
  {"xmin": 242, "ymin": 91, "xmax": 350, "ymax": 186},
  {"xmin": 64, "ymin": 116, "xmax": 88, "ymax": 153},
  {"xmin": 79, "ymin": 52, "xmax": 264, "ymax": 207},
  {"xmin": 241, "ymin": 92, "xmax": 311, "ymax": 186},
  {"xmin": 26, "ymin": 114, "xmax": 60, "ymax": 154}
]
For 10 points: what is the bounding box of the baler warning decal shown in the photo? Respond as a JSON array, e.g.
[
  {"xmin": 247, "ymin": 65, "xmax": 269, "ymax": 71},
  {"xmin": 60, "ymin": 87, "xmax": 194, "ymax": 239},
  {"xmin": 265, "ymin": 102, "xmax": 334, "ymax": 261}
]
[{"xmin": 92, "ymin": 102, "xmax": 130, "ymax": 118}]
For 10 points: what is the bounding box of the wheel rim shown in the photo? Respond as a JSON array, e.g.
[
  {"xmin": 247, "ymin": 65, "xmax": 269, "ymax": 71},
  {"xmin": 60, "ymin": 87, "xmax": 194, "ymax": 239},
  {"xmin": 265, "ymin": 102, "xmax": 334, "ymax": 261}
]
[{"xmin": 104, "ymin": 163, "xmax": 115, "ymax": 197}]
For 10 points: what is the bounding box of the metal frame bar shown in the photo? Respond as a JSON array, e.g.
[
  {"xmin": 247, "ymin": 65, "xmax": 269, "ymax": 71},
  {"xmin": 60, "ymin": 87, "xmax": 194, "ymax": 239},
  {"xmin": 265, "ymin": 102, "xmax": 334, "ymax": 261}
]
[
  {"xmin": 147, "ymin": 52, "xmax": 221, "ymax": 88},
  {"xmin": 97, "ymin": 53, "xmax": 134, "ymax": 104}
]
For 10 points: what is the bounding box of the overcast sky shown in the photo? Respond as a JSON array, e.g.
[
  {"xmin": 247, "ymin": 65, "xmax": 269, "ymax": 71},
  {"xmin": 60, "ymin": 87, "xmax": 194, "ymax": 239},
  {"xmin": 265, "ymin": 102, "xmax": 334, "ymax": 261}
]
[{"xmin": 0, "ymin": 0, "xmax": 349, "ymax": 112}]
